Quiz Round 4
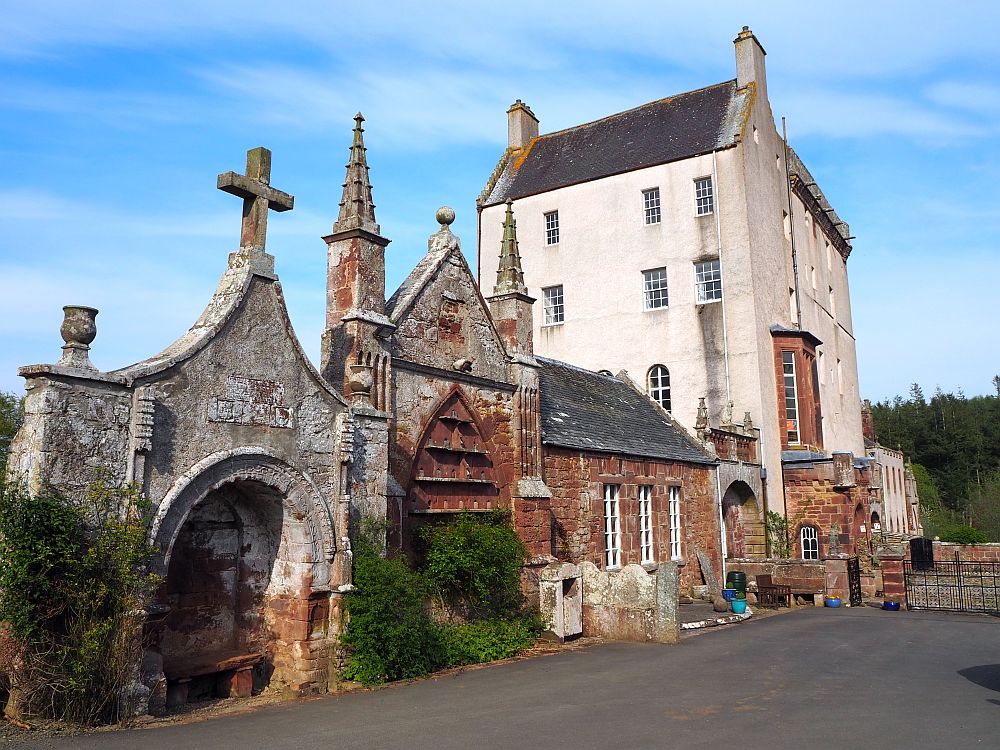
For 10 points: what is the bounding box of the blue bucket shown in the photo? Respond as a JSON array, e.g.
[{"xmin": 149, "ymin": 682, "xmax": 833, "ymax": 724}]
[
  {"xmin": 731, "ymin": 599, "xmax": 747, "ymax": 614},
  {"xmin": 825, "ymin": 597, "xmax": 842, "ymax": 608},
  {"xmin": 722, "ymin": 588, "xmax": 736, "ymax": 601}
]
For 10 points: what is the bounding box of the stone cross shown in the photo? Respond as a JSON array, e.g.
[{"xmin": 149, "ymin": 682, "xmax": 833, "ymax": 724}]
[{"xmin": 217, "ymin": 147, "xmax": 294, "ymax": 250}]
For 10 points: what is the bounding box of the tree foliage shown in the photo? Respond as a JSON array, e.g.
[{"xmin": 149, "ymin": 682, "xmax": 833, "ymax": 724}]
[
  {"xmin": 871, "ymin": 380, "xmax": 1000, "ymax": 540},
  {"xmin": 0, "ymin": 391, "xmax": 24, "ymax": 475},
  {"xmin": 0, "ymin": 480, "xmax": 161, "ymax": 725}
]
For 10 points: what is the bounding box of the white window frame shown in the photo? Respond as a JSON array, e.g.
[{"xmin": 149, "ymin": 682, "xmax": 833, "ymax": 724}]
[
  {"xmin": 542, "ymin": 285, "xmax": 564, "ymax": 326},
  {"xmin": 603, "ymin": 484, "xmax": 621, "ymax": 569},
  {"xmin": 544, "ymin": 210, "xmax": 559, "ymax": 246},
  {"xmin": 646, "ymin": 365, "xmax": 671, "ymax": 412},
  {"xmin": 694, "ymin": 259, "xmax": 722, "ymax": 304},
  {"xmin": 782, "ymin": 351, "xmax": 800, "ymax": 445},
  {"xmin": 695, "ymin": 176, "xmax": 714, "ymax": 216},
  {"xmin": 642, "ymin": 187, "xmax": 661, "ymax": 225},
  {"xmin": 638, "ymin": 486, "xmax": 654, "ymax": 565},
  {"xmin": 642, "ymin": 267, "xmax": 668, "ymax": 310},
  {"xmin": 801, "ymin": 525, "xmax": 819, "ymax": 560},
  {"xmin": 668, "ymin": 486, "xmax": 682, "ymax": 561}
]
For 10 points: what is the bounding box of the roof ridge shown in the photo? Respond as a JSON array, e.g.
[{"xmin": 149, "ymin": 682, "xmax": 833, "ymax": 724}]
[{"xmin": 533, "ymin": 79, "xmax": 736, "ymax": 142}]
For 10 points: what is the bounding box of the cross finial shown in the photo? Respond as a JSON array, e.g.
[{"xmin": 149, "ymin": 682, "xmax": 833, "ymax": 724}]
[{"xmin": 218, "ymin": 146, "xmax": 294, "ymax": 251}]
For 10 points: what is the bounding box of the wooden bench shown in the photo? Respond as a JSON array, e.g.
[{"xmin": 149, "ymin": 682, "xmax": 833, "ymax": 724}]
[
  {"xmin": 755, "ymin": 574, "xmax": 792, "ymax": 608},
  {"xmin": 164, "ymin": 651, "xmax": 263, "ymax": 707}
]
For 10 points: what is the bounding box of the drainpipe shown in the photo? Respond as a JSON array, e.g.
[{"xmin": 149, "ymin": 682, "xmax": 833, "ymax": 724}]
[
  {"xmin": 716, "ymin": 465, "xmax": 728, "ymax": 581},
  {"xmin": 712, "ymin": 150, "xmax": 732, "ymax": 403},
  {"xmin": 783, "ymin": 117, "xmax": 803, "ymax": 330}
]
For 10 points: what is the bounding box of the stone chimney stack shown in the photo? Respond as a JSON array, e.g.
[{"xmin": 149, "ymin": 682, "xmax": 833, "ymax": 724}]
[
  {"xmin": 507, "ymin": 100, "xmax": 539, "ymax": 150},
  {"xmin": 734, "ymin": 26, "xmax": 767, "ymax": 104},
  {"xmin": 861, "ymin": 399, "xmax": 875, "ymax": 443},
  {"xmin": 488, "ymin": 200, "xmax": 535, "ymax": 358}
]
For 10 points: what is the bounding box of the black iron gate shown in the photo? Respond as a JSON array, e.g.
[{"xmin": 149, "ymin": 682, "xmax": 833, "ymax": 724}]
[
  {"xmin": 904, "ymin": 551, "xmax": 1000, "ymax": 613},
  {"xmin": 847, "ymin": 556, "xmax": 863, "ymax": 607}
]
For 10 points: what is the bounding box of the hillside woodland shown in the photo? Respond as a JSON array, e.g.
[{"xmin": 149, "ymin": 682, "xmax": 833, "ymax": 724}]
[{"xmin": 871, "ymin": 378, "xmax": 1000, "ymax": 541}]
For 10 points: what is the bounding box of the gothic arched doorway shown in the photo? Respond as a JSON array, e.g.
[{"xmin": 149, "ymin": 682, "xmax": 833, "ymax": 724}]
[{"xmin": 722, "ymin": 481, "xmax": 765, "ymax": 559}]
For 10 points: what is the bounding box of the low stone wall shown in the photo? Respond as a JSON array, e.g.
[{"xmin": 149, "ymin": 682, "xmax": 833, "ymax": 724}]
[
  {"xmin": 931, "ymin": 542, "xmax": 1000, "ymax": 563},
  {"xmin": 726, "ymin": 558, "xmax": 826, "ymax": 596},
  {"xmin": 579, "ymin": 561, "xmax": 678, "ymax": 643}
]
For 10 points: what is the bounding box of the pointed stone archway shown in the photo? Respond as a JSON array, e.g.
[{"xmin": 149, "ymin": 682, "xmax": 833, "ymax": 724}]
[
  {"xmin": 722, "ymin": 480, "xmax": 765, "ymax": 559},
  {"xmin": 146, "ymin": 449, "xmax": 343, "ymax": 708}
]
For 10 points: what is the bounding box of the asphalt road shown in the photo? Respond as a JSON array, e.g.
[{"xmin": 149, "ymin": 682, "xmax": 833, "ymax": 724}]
[{"xmin": 12, "ymin": 607, "xmax": 1000, "ymax": 749}]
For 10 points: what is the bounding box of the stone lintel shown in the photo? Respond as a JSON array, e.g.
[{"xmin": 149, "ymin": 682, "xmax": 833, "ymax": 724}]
[
  {"xmin": 338, "ymin": 309, "xmax": 395, "ymax": 330},
  {"xmin": 17, "ymin": 363, "xmax": 127, "ymax": 386},
  {"xmin": 515, "ymin": 476, "xmax": 552, "ymax": 499},
  {"xmin": 322, "ymin": 226, "xmax": 390, "ymax": 248},
  {"xmin": 510, "ymin": 353, "xmax": 540, "ymax": 368},
  {"xmin": 351, "ymin": 405, "xmax": 390, "ymax": 421},
  {"xmin": 487, "ymin": 290, "xmax": 536, "ymax": 305}
]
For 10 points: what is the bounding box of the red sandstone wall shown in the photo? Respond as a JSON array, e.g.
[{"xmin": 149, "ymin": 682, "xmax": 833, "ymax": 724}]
[
  {"xmin": 928, "ymin": 542, "xmax": 1000, "ymax": 564},
  {"xmin": 543, "ymin": 447, "xmax": 720, "ymax": 593},
  {"xmin": 782, "ymin": 460, "xmax": 872, "ymax": 558}
]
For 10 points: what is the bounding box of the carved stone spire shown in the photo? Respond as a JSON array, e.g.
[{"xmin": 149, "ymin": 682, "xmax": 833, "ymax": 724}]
[
  {"xmin": 494, "ymin": 199, "xmax": 528, "ymax": 296},
  {"xmin": 334, "ymin": 113, "xmax": 379, "ymax": 235}
]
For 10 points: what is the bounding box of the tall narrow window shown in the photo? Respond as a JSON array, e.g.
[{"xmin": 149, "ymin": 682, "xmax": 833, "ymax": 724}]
[
  {"xmin": 783, "ymin": 351, "xmax": 800, "ymax": 445},
  {"xmin": 643, "ymin": 267, "xmax": 668, "ymax": 309},
  {"xmin": 642, "ymin": 188, "xmax": 661, "ymax": 225},
  {"xmin": 695, "ymin": 259, "xmax": 722, "ymax": 303},
  {"xmin": 647, "ymin": 365, "xmax": 671, "ymax": 412},
  {"xmin": 695, "ymin": 176, "xmax": 714, "ymax": 215},
  {"xmin": 800, "ymin": 525, "xmax": 819, "ymax": 560},
  {"xmin": 829, "ymin": 286, "xmax": 836, "ymax": 319},
  {"xmin": 603, "ymin": 484, "xmax": 621, "ymax": 569},
  {"xmin": 668, "ymin": 486, "xmax": 682, "ymax": 560},
  {"xmin": 542, "ymin": 285, "xmax": 564, "ymax": 325},
  {"xmin": 544, "ymin": 210, "xmax": 559, "ymax": 245},
  {"xmin": 638, "ymin": 486, "xmax": 654, "ymax": 564}
]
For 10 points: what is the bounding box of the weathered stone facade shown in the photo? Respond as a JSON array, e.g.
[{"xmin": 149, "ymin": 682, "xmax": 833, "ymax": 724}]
[{"xmin": 5, "ymin": 113, "xmax": 755, "ymax": 711}]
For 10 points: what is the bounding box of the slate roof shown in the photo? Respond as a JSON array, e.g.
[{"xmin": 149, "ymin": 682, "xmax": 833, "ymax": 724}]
[
  {"xmin": 537, "ymin": 357, "xmax": 715, "ymax": 465},
  {"xmin": 481, "ymin": 80, "xmax": 752, "ymax": 206}
]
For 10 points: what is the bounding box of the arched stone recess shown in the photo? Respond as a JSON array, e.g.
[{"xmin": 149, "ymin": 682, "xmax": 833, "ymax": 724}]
[
  {"xmin": 721, "ymin": 478, "xmax": 765, "ymax": 559},
  {"xmin": 145, "ymin": 447, "xmax": 342, "ymax": 708},
  {"xmin": 150, "ymin": 447, "xmax": 337, "ymax": 578},
  {"xmin": 407, "ymin": 387, "xmax": 500, "ymax": 516}
]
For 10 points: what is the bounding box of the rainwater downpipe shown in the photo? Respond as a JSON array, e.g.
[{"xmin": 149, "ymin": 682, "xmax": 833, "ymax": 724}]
[
  {"xmin": 712, "ymin": 150, "xmax": 732, "ymax": 402},
  {"xmin": 783, "ymin": 117, "xmax": 803, "ymax": 331},
  {"xmin": 716, "ymin": 466, "xmax": 728, "ymax": 581}
]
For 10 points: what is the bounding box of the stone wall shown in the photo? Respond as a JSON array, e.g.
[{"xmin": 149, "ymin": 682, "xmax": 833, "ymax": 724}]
[
  {"xmin": 928, "ymin": 542, "xmax": 1000, "ymax": 564},
  {"xmin": 782, "ymin": 455, "xmax": 873, "ymax": 559},
  {"xmin": 543, "ymin": 447, "xmax": 719, "ymax": 593},
  {"xmin": 726, "ymin": 558, "xmax": 826, "ymax": 597},
  {"xmin": 579, "ymin": 561, "xmax": 678, "ymax": 643}
]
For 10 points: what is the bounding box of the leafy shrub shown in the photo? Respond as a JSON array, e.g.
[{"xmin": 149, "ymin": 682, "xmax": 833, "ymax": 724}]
[
  {"xmin": 940, "ymin": 525, "xmax": 989, "ymax": 545},
  {"xmin": 435, "ymin": 616, "xmax": 542, "ymax": 668},
  {"xmin": 0, "ymin": 480, "xmax": 161, "ymax": 725},
  {"xmin": 420, "ymin": 510, "xmax": 526, "ymax": 618},
  {"xmin": 341, "ymin": 511, "xmax": 539, "ymax": 686},
  {"xmin": 340, "ymin": 549, "xmax": 441, "ymax": 686}
]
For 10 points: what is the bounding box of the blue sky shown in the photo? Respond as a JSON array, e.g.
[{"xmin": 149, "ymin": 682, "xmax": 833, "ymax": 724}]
[{"xmin": 2, "ymin": 1, "xmax": 998, "ymax": 401}]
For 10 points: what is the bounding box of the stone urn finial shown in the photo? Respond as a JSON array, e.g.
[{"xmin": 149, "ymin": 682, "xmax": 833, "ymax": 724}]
[
  {"xmin": 58, "ymin": 305, "xmax": 98, "ymax": 370},
  {"xmin": 347, "ymin": 364, "xmax": 373, "ymax": 405}
]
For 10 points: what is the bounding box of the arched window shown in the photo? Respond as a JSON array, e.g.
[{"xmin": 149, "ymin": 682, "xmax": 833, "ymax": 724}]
[
  {"xmin": 800, "ymin": 525, "xmax": 819, "ymax": 560},
  {"xmin": 646, "ymin": 365, "xmax": 671, "ymax": 412}
]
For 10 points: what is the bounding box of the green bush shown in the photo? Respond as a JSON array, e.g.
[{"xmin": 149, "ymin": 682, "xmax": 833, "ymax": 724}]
[
  {"xmin": 340, "ymin": 549, "xmax": 441, "ymax": 686},
  {"xmin": 940, "ymin": 525, "xmax": 989, "ymax": 545},
  {"xmin": 0, "ymin": 480, "xmax": 161, "ymax": 725},
  {"xmin": 420, "ymin": 510, "xmax": 526, "ymax": 618},
  {"xmin": 341, "ymin": 511, "xmax": 539, "ymax": 686},
  {"xmin": 435, "ymin": 616, "xmax": 542, "ymax": 668}
]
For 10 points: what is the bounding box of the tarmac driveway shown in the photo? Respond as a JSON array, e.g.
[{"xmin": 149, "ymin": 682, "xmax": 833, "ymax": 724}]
[{"xmin": 13, "ymin": 606, "xmax": 1000, "ymax": 749}]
